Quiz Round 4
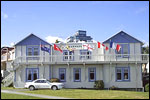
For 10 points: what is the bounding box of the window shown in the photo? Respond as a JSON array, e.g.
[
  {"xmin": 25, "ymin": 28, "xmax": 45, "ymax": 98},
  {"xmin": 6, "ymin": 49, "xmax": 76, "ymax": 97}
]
[
  {"xmin": 116, "ymin": 68, "xmax": 122, "ymax": 81},
  {"xmin": 26, "ymin": 68, "xmax": 39, "ymax": 82},
  {"xmin": 80, "ymin": 50, "xmax": 91, "ymax": 60},
  {"xmin": 27, "ymin": 48, "xmax": 32, "ymax": 56},
  {"xmin": 116, "ymin": 67, "xmax": 130, "ymax": 82},
  {"xmin": 27, "ymin": 46, "xmax": 39, "ymax": 60},
  {"xmin": 74, "ymin": 68, "xmax": 81, "ymax": 82},
  {"xmin": 116, "ymin": 44, "xmax": 129, "ymax": 58},
  {"xmin": 59, "ymin": 68, "xmax": 66, "ymax": 82},
  {"xmin": 63, "ymin": 50, "xmax": 74, "ymax": 61},
  {"xmin": 27, "ymin": 46, "xmax": 39, "ymax": 56},
  {"xmin": 88, "ymin": 68, "xmax": 96, "ymax": 82}
]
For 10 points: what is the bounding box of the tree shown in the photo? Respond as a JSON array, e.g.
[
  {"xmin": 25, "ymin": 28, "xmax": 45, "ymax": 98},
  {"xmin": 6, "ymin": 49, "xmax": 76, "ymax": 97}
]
[
  {"xmin": 142, "ymin": 44, "xmax": 149, "ymax": 75},
  {"xmin": 55, "ymin": 39, "xmax": 60, "ymax": 43}
]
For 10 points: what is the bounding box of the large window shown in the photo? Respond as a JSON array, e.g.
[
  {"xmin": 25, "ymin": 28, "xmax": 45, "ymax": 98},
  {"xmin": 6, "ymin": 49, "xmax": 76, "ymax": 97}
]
[
  {"xmin": 27, "ymin": 46, "xmax": 39, "ymax": 56},
  {"xmin": 63, "ymin": 50, "xmax": 74, "ymax": 61},
  {"xmin": 80, "ymin": 50, "xmax": 91, "ymax": 60},
  {"xmin": 59, "ymin": 68, "xmax": 66, "ymax": 82},
  {"xmin": 116, "ymin": 67, "xmax": 130, "ymax": 82},
  {"xmin": 26, "ymin": 68, "xmax": 39, "ymax": 82},
  {"xmin": 88, "ymin": 68, "xmax": 96, "ymax": 82},
  {"xmin": 74, "ymin": 68, "xmax": 81, "ymax": 82},
  {"xmin": 27, "ymin": 46, "xmax": 39, "ymax": 60}
]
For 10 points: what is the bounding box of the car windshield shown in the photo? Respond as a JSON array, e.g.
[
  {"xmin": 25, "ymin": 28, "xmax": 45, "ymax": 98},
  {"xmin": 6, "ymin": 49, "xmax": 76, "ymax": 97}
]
[{"xmin": 46, "ymin": 80, "xmax": 51, "ymax": 84}]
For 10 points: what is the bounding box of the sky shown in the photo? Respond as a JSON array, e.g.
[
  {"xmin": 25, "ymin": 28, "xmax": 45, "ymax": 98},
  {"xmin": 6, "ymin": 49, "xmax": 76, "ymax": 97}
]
[{"xmin": 1, "ymin": 1, "xmax": 149, "ymax": 47}]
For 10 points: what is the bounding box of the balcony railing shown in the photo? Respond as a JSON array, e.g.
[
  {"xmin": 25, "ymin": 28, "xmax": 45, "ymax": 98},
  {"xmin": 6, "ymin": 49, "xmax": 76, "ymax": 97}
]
[{"xmin": 13, "ymin": 54, "xmax": 149, "ymax": 64}]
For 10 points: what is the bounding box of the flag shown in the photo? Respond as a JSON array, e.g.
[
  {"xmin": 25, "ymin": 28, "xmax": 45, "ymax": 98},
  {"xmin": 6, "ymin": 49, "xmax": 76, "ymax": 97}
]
[
  {"xmin": 97, "ymin": 42, "xmax": 101, "ymax": 48},
  {"xmin": 82, "ymin": 44, "xmax": 94, "ymax": 51},
  {"xmin": 40, "ymin": 45, "xmax": 51, "ymax": 53},
  {"xmin": 116, "ymin": 44, "xmax": 121, "ymax": 52},
  {"xmin": 110, "ymin": 42, "xmax": 116, "ymax": 49},
  {"xmin": 66, "ymin": 45, "xmax": 74, "ymax": 51},
  {"xmin": 102, "ymin": 44, "xmax": 105, "ymax": 47},
  {"xmin": 54, "ymin": 44, "xmax": 63, "ymax": 53},
  {"xmin": 105, "ymin": 46, "xmax": 109, "ymax": 51},
  {"xmin": 97, "ymin": 42, "xmax": 109, "ymax": 51}
]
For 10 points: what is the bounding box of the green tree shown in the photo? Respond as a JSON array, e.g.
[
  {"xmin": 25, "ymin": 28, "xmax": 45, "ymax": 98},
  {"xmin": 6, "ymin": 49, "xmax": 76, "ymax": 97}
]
[
  {"xmin": 55, "ymin": 39, "xmax": 60, "ymax": 43},
  {"xmin": 142, "ymin": 43, "xmax": 149, "ymax": 75}
]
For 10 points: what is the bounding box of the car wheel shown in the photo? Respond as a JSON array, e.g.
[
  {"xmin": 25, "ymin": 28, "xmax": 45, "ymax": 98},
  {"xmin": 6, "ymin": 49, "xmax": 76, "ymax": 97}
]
[
  {"xmin": 29, "ymin": 86, "xmax": 35, "ymax": 91},
  {"xmin": 51, "ymin": 86, "xmax": 58, "ymax": 90}
]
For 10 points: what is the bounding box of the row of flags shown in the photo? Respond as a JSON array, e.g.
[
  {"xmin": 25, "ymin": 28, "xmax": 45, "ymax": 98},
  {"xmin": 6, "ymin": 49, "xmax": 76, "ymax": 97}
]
[{"xmin": 40, "ymin": 41, "xmax": 121, "ymax": 53}]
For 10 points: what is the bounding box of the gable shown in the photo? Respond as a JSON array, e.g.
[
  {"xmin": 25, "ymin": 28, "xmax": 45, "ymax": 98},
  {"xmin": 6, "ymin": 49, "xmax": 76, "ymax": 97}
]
[
  {"xmin": 103, "ymin": 31, "xmax": 143, "ymax": 44},
  {"xmin": 15, "ymin": 34, "xmax": 51, "ymax": 46}
]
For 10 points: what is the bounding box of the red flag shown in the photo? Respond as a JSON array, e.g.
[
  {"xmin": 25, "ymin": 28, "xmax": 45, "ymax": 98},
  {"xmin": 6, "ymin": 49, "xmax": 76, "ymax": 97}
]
[
  {"xmin": 105, "ymin": 46, "xmax": 109, "ymax": 51},
  {"xmin": 102, "ymin": 44, "xmax": 105, "ymax": 47},
  {"xmin": 97, "ymin": 42, "xmax": 101, "ymax": 48},
  {"xmin": 116, "ymin": 44, "xmax": 121, "ymax": 52},
  {"xmin": 54, "ymin": 44, "xmax": 62, "ymax": 53}
]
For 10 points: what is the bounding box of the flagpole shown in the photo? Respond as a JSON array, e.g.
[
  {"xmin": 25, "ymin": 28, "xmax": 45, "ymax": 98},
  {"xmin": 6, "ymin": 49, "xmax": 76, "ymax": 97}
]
[{"xmin": 51, "ymin": 44, "xmax": 53, "ymax": 62}]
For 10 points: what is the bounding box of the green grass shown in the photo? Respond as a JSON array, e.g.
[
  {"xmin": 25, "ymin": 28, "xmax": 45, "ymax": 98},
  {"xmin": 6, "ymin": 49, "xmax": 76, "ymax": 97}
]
[
  {"xmin": 1, "ymin": 87, "xmax": 15, "ymax": 90},
  {"xmin": 1, "ymin": 93, "xmax": 45, "ymax": 99},
  {"xmin": 22, "ymin": 89, "xmax": 149, "ymax": 99}
]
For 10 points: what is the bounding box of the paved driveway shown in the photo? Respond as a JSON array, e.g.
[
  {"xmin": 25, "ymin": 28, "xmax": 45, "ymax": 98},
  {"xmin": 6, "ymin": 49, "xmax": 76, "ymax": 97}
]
[{"xmin": 1, "ymin": 90, "xmax": 73, "ymax": 99}]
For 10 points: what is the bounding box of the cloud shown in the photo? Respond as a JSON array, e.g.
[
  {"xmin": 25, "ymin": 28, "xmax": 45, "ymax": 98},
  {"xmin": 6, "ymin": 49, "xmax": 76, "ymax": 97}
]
[
  {"xmin": 10, "ymin": 42, "xmax": 15, "ymax": 46},
  {"xmin": 1, "ymin": 12, "xmax": 8, "ymax": 19},
  {"xmin": 135, "ymin": 6, "xmax": 149, "ymax": 14},
  {"xmin": 45, "ymin": 35, "xmax": 66, "ymax": 43}
]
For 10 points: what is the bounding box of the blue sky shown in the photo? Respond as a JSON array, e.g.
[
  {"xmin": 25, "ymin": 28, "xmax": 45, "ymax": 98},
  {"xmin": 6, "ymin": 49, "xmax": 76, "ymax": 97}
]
[{"xmin": 1, "ymin": 1, "xmax": 149, "ymax": 47}]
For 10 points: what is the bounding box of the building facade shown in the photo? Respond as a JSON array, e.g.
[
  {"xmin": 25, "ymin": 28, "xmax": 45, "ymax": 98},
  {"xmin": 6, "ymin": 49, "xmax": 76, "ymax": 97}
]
[{"xmin": 12, "ymin": 31, "xmax": 149, "ymax": 90}]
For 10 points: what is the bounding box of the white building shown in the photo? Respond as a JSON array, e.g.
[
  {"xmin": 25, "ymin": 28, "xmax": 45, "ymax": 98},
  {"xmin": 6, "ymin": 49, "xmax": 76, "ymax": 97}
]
[{"xmin": 11, "ymin": 31, "xmax": 149, "ymax": 91}]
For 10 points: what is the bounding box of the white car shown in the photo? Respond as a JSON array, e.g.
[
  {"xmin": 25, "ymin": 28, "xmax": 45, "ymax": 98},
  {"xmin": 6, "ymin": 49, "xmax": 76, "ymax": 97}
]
[{"xmin": 24, "ymin": 79, "xmax": 64, "ymax": 91}]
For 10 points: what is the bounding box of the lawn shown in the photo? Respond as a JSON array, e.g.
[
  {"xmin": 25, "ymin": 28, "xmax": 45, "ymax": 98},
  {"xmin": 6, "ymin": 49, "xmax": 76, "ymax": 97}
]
[
  {"xmin": 1, "ymin": 93, "xmax": 45, "ymax": 99},
  {"xmin": 23, "ymin": 89, "xmax": 149, "ymax": 99}
]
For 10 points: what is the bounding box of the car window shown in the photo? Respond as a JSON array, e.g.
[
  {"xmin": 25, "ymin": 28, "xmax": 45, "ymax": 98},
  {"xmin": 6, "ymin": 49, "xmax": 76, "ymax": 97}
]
[
  {"xmin": 34, "ymin": 80, "xmax": 41, "ymax": 83},
  {"xmin": 41, "ymin": 80, "xmax": 46, "ymax": 83}
]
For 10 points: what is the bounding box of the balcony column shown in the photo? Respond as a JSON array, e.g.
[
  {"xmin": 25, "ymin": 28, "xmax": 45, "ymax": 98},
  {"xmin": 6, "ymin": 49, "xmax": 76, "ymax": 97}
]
[
  {"xmin": 135, "ymin": 62, "xmax": 138, "ymax": 91},
  {"xmin": 67, "ymin": 62, "xmax": 71, "ymax": 81},
  {"xmin": 109, "ymin": 62, "xmax": 112, "ymax": 90},
  {"xmin": 83, "ymin": 62, "xmax": 86, "ymax": 81}
]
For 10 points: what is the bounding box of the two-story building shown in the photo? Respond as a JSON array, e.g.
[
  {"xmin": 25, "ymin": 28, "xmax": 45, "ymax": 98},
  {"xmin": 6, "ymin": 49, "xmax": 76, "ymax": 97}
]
[{"xmin": 12, "ymin": 31, "xmax": 149, "ymax": 91}]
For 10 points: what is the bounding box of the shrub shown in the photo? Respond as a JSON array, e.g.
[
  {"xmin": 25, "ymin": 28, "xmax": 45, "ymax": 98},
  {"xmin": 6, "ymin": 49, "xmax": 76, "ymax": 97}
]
[
  {"xmin": 94, "ymin": 80, "xmax": 104, "ymax": 90},
  {"xmin": 109, "ymin": 86, "xmax": 118, "ymax": 90},
  {"xmin": 145, "ymin": 83, "xmax": 149, "ymax": 92},
  {"xmin": 50, "ymin": 78, "xmax": 60, "ymax": 83}
]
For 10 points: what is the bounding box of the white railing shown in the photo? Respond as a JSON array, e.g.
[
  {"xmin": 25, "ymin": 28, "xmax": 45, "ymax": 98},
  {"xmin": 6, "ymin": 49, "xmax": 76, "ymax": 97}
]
[{"xmin": 13, "ymin": 54, "xmax": 149, "ymax": 63}]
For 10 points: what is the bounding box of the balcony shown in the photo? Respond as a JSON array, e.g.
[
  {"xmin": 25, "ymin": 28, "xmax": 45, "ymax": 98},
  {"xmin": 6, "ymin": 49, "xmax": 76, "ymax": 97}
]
[{"xmin": 13, "ymin": 54, "xmax": 149, "ymax": 65}]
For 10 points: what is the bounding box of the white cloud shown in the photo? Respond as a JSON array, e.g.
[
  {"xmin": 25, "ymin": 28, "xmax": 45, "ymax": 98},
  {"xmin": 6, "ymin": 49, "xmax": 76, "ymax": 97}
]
[
  {"xmin": 10, "ymin": 42, "xmax": 15, "ymax": 46},
  {"xmin": 45, "ymin": 35, "xmax": 66, "ymax": 43},
  {"xmin": 2, "ymin": 12, "xmax": 8, "ymax": 19}
]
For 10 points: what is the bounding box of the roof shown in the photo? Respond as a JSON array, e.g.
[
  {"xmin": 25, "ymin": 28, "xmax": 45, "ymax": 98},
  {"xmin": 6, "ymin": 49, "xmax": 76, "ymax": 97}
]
[
  {"xmin": 103, "ymin": 31, "xmax": 143, "ymax": 44},
  {"xmin": 1, "ymin": 47, "xmax": 14, "ymax": 54},
  {"xmin": 15, "ymin": 33, "xmax": 51, "ymax": 46}
]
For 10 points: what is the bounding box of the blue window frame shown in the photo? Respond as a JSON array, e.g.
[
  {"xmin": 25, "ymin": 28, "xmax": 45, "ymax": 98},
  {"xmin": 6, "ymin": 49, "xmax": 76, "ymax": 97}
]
[
  {"xmin": 80, "ymin": 50, "xmax": 92, "ymax": 60},
  {"xmin": 26, "ymin": 68, "xmax": 39, "ymax": 82},
  {"xmin": 63, "ymin": 50, "xmax": 74, "ymax": 61},
  {"xmin": 116, "ymin": 44, "xmax": 130, "ymax": 58},
  {"xmin": 73, "ymin": 68, "xmax": 81, "ymax": 82},
  {"xmin": 88, "ymin": 68, "xmax": 96, "ymax": 82},
  {"xmin": 59, "ymin": 68, "xmax": 66, "ymax": 82},
  {"xmin": 115, "ymin": 67, "xmax": 130, "ymax": 82},
  {"xmin": 26, "ymin": 46, "xmax": 40, "ymax": 60}
]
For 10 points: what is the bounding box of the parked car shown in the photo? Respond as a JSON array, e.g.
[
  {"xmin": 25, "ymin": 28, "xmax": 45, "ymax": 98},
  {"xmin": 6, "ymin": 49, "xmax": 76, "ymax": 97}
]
[{"xmin": 24, "ymin": 79, "xmax": 64, "ymax": 91}]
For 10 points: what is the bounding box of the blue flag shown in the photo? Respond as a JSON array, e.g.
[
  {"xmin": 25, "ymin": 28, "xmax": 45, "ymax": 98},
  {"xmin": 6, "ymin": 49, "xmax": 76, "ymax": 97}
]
[{"xmin": 40, "ymin": 45, "xmax": 50, "ymax": 53}]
